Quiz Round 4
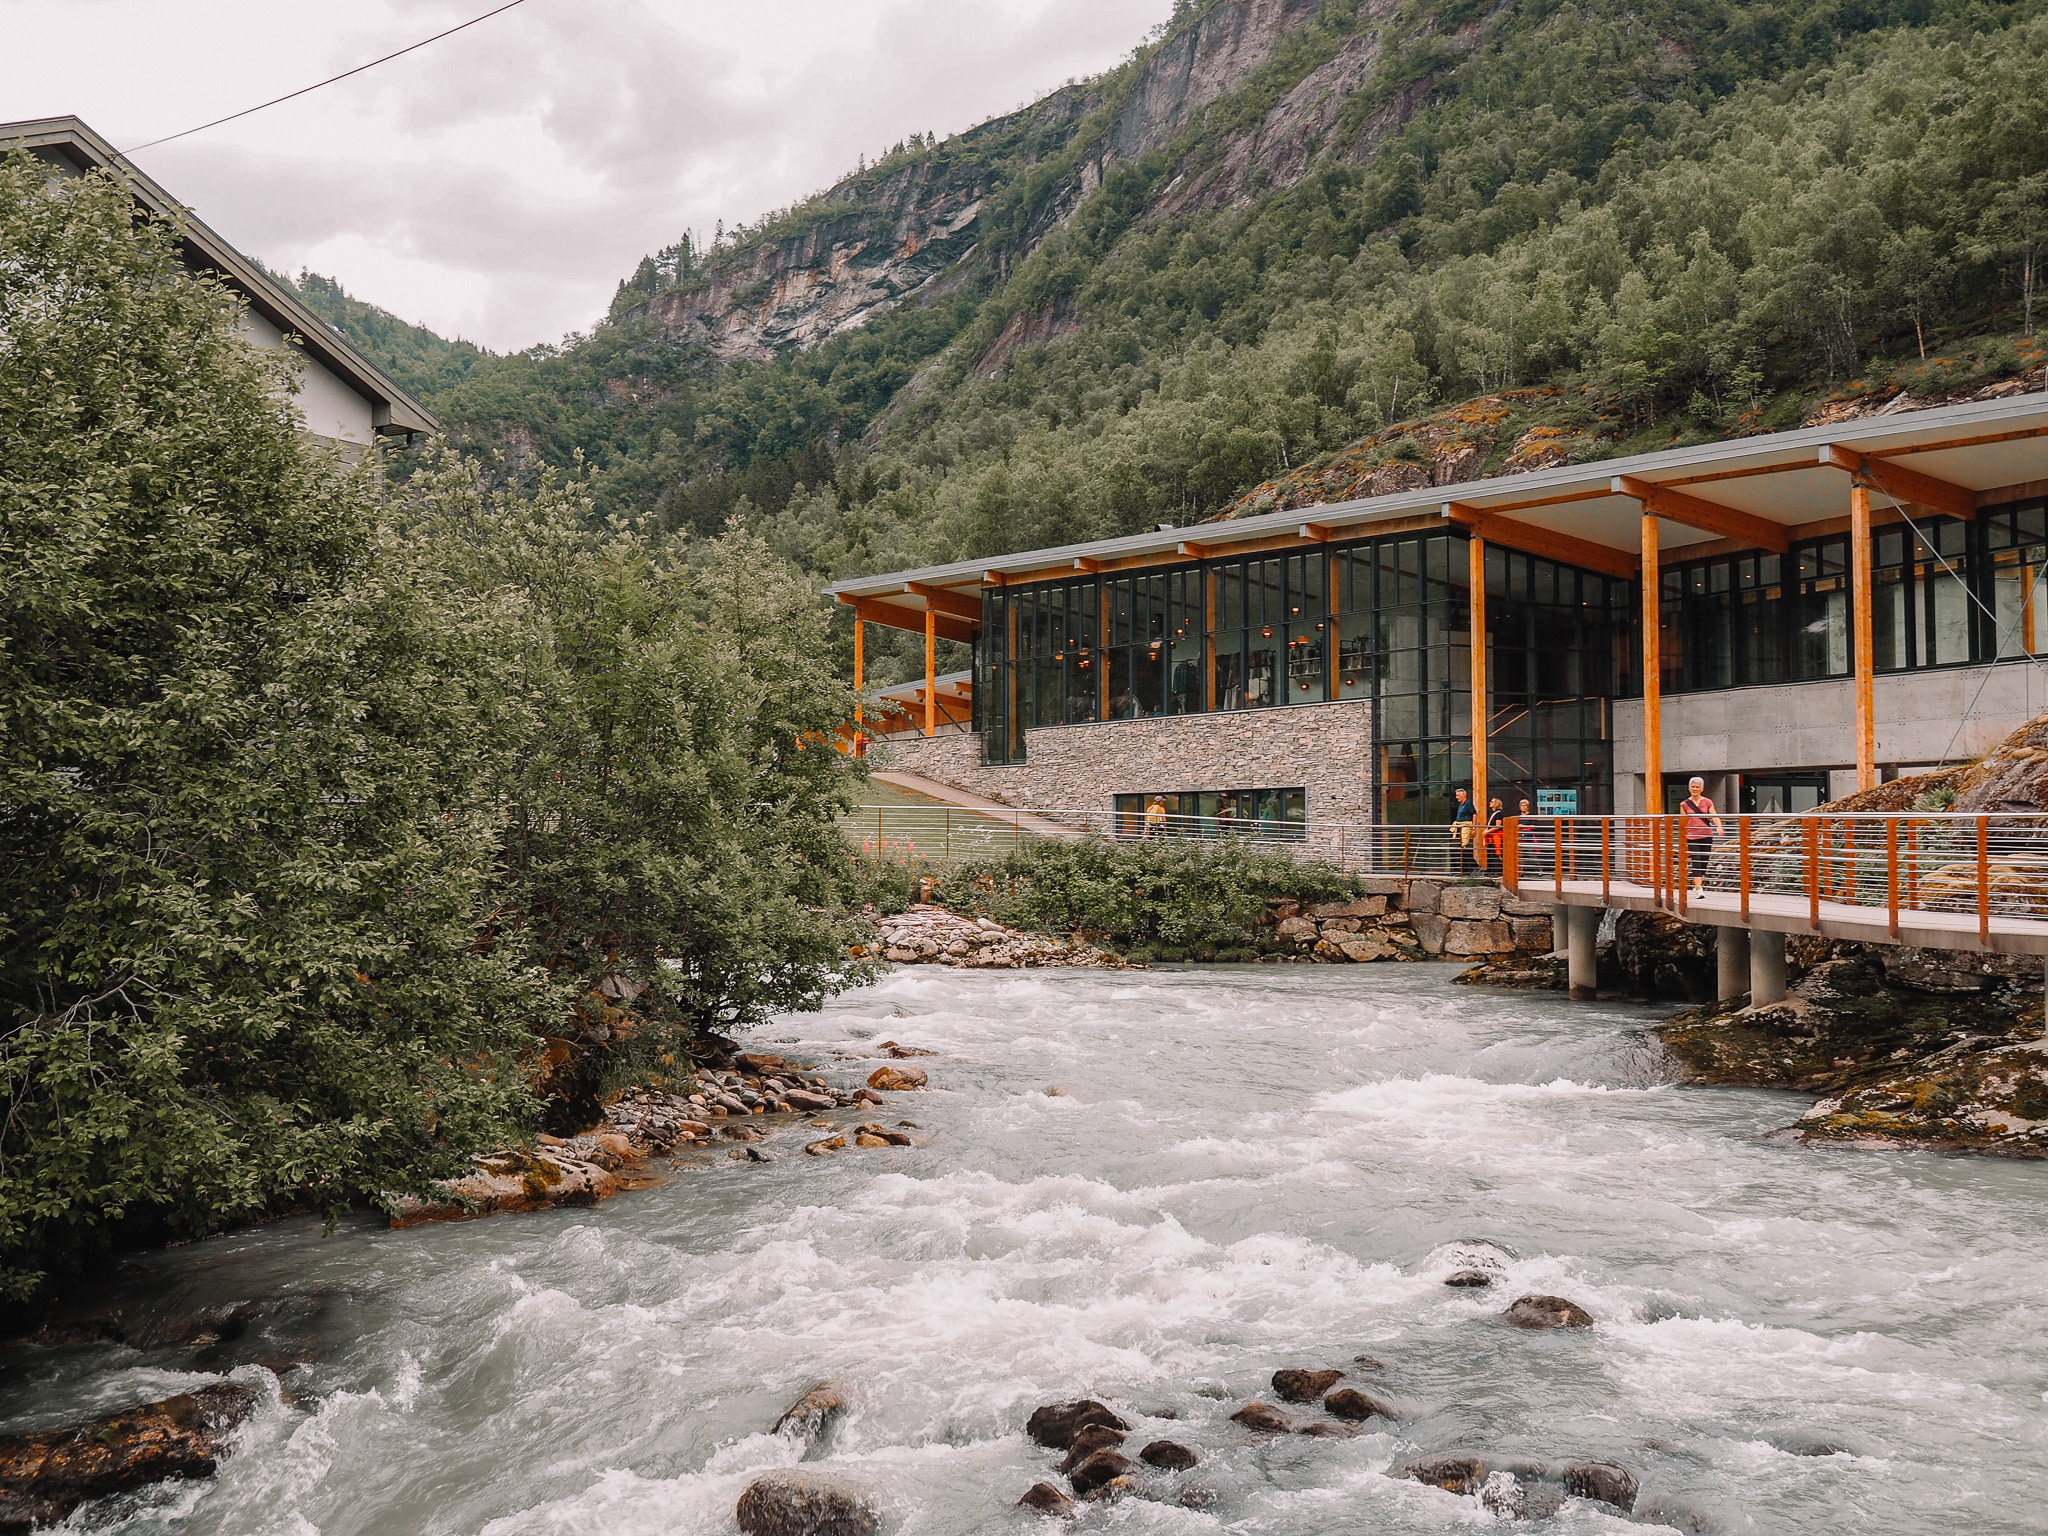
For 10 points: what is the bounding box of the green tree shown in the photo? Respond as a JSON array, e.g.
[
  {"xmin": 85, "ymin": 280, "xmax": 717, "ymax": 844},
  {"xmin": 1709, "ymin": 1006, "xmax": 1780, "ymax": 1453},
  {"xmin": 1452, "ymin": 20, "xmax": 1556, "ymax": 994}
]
[{"xmin": 0, "ymin": 157, "xmax": 547, "ymax": 1298}]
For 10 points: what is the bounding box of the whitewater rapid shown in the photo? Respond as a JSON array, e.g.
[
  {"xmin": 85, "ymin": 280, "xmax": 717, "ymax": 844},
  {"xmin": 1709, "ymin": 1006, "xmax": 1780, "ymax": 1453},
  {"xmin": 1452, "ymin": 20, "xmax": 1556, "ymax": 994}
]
[{"xmin": 8, "ymin": 964, "xmax": 2047, "ymax": 1533}]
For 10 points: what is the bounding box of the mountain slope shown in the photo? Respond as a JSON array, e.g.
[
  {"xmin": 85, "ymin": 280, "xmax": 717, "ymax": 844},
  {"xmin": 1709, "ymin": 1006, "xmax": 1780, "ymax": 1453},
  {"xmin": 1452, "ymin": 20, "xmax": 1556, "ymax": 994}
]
[{"xmin": 320, "ymin": 0, "xmax": 2048, "ymax": 680}]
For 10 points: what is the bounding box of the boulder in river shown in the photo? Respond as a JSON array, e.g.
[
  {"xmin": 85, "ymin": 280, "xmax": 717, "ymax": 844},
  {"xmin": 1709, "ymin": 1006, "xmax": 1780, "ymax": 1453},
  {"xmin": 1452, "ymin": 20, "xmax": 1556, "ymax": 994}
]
[
  {"xmin": 0, "ymin": 1382, "xmax": 258, "ymax": 1533},
  {"xmin": 1296, "ymin": 1421, "xmax": 1363, "ymax": 1438},
  {"xmin": 804, "ymin": 1136, "xmax": 846, "ymax": 1156},
  {"xmin": 867, "ymin": 1065, "xmax": 928, "ymax": 1091},
  {"xmin": 1055, "ymin": 1424, "xmax": 1127, "ymax": 1473},
  {"xmin": 1562, "ymin": 1460, "xmax": 1638, "ymax": 1511},
  {"xmin": 1229, "ymin": 1402, "xmax": 1292, "ymax": 1433},
  {"xmin": 1391, "ymin": 1453, "xmax": 1488, "ymax": 1494},
  {"xmin": 1443, "ymin": 1268, "xmax": 1494, "ymax": 1287},
  {"xmin": 735, "ymin": 1470, "xmax": 879, "ymax": 1536},
  {"xmin": 1140, "ymin": 1439, "xmax": 1199, "ymax": 1470},
  {"xmin": 1270, "ymin": 1367, "xmax": 1344, "ymax": 1402},
  {"xmin": 1503, "ymin": 1294, "xmax": 1594, "ymax": 1329},
  {"xmin": 1066, "ymin": 1448, "xmax": 1136, "ymax": 1497},
  {"xmin": 1017, "ymin": 1481, "xmax": 1078, "ymax": 1518},
  {"xmin": 772, "ymin": 1384, "xmax": 848, "ymax": 1448},
  {"xmin": 1025, "ymin": 1400, "xmax": 1129, "ymax": 1450},
  {"xmin": 1481, "ymin": 1467, "xmax": 1566, "ymax": 1519},
  {"xmin": 1323, "ymin": 1388, "xmax": 1398, "ymax": 1422}
]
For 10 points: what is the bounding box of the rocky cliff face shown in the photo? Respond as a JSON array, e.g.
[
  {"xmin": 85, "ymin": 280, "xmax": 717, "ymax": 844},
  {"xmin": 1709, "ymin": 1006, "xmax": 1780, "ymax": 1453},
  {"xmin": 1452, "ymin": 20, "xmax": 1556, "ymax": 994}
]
[{"xmin": 624, "ymin": 0, "xmax": 1435, "ymax": 364}]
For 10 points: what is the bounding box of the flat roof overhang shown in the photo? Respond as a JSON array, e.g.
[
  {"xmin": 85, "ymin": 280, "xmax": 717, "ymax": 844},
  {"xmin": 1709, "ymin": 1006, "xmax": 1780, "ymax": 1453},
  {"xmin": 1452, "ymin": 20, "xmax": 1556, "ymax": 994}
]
[
  {"xmin": 3, "ymin": 116, "xmax": 439, "ymax": 437},
  {"xmin": 828, "ymin": 391, "xmax": 2048, "ymax": 634}
]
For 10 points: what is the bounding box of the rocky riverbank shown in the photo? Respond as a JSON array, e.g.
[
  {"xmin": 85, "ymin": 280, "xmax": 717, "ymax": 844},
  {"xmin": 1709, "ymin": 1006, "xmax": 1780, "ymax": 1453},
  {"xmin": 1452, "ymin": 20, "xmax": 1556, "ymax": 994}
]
[
  {"xmin": 855, "ymin": 905, "xmax": 1130, "ymax": 968},
  {"xmin": 390, "ymin": 1047, "xmax": 940, "ymax": 1227}
]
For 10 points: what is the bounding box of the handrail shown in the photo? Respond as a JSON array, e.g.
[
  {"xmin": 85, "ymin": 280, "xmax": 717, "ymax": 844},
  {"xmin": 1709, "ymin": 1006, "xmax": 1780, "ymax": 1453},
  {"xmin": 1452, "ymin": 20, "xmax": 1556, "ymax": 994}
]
[{"xmin": 1502, "ymin": 810, "xmax": 2048, "ymax": 933}]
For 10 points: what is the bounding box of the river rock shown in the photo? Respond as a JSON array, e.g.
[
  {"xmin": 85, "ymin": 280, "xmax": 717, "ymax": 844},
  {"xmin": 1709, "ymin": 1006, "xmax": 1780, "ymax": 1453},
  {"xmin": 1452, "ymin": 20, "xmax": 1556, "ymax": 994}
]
[
  {"xmin": 804, "ymin": 1136, "xmax": 846, "ymax": 1155},
  {"xmin": 736, "ymin": 1471, "xmax": 879, "ymax": 1536},
  {"xmin": 1140, "ymin": 1440, "xmax": 1199, "ymax": 1469},
  {"xmin": 1323, "ymin": 1387, "xmax": 1397, "ymax": 1422},
  {"xmin": 1025, "ymin": 1400, "xmax": 1129, "ymax": 1450},
  {"xmin": 1563, "ymin": 1460, "xmax": 1638, "ymax": 1511},
  {"xmin": 1481, "ymin": 1467, "xmax": 1566, "ymax": 1519},
  {"xmin": 1503, "ymin": 1294, "xmax": 1594, "ymax": 1329},
  {"xmin": 387, "ymin": 1147, "xmax": 622, "ymax": 1228},
  {"xmin": 1444, "ymin": 1268, "xmax": 1494, "ymax": 1287},
  {"xmin": 1055, "ymin": 1424, "xmax": 1126, "ymax": 1473},
  {"xmin": 1271, "ymin": 1367, "xmax": 1345, "ymax": 1402},
  {"xmin": 853, "ymin": 1132, "xmax": 890, "ymax": 1148},
  {"xmin": 0, "ymin": 1382, "xmax": 259, "ymax": 1533},
  {"xmin": 773, "ymin": 1383, "xmax": 848, "ymax": 1446},
  {"xmin": 1066, "ymin": 1448, "xmax": 1135, "ymax": 1497},
  {"xmin": 1351, "ymin": 1354, "xmax": 1388, "ymax": 1370},
  {"xmin": 1296, "ymin": 1421, "xmax": 1363, "ymax": 1438},
  {"xmin": 1017, "ymin": 1482, "xmax": 1078, "ymax": 1517},
  {"xmin": 867, "ymin": 1065, "xmax": 927, "ymax": 1091},
  {"xmin": 1229, "ymin": 1402, "xmax": 1292, "ymax": 1433},
  {"xmin": 1391, "ymin": 1453, "xmax": 1488, "ymax": 1494},
  {"xmin": 783, "ymin": 1089, "xmax": 836, "ymax": 1111}
]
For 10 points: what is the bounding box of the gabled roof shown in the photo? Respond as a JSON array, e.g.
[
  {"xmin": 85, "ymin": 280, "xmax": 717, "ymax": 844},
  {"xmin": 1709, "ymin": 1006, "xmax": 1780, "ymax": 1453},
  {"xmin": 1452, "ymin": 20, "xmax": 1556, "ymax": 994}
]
[{"xmin": 2, "ymin": 116, "xmax": 437, "ymax": 436}]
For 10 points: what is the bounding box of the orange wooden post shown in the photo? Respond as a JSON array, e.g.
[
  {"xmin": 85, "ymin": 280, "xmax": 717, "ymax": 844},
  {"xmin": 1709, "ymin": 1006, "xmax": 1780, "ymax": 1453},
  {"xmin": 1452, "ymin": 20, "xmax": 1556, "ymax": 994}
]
[
  {"xmin": 1886, "ymin": 817, "xmax": 1900, "ymax": 938},
  {"xmin": 1601, "ymin": 817, "xmax": 1611, "ymax": 903},
  {"xmin": 852, "ymin": 615, "xmax": 866, "ymax": 755},
  {"xmin": 1978, "ymin": 814, "xmax": 1991, "ymax": 944},
  {"xmin": 924, "ymin": 608, "xmax": 937, "ymax": 738},
  {"xmin": 1470, "ymin": 532, "xmax": 1489, "ymax": 870},
  {"xmin": 1739, "ymin": 815, "xmax": 1751, "ymax": 922},
  {"xmin": 1641, "ymin": 512, "xmax": 1662, "ymax": 818},
  {"xmin": 1850, "ymin": 482, "xmax": 1877, "ymax": 792},
  {"xmin": 1504, "ymin": 818, "xmax": 1519, "ymax": 892},
  {"xmin": 1554, "ymin": 817, "xmax": 1564, "ymax": 898}
]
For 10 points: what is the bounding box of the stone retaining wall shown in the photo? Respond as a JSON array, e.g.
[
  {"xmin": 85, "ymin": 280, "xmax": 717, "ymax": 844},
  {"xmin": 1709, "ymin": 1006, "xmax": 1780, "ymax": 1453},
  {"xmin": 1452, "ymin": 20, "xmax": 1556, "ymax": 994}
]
[
  {"xmin": 874, "ymin": 699, "xmax": 1376, "ymax": 821},
  {"xmin": 1261, "ymin": 877, "xmax": 1561, "ymax": 962}
]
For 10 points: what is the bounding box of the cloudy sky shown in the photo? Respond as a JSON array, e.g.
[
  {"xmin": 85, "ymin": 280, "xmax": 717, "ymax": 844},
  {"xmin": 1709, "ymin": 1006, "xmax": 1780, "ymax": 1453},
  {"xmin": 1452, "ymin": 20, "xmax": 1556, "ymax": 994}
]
[{"xmin": 1, "ymin": 0, "xmax": 1176, "ymax": 351}]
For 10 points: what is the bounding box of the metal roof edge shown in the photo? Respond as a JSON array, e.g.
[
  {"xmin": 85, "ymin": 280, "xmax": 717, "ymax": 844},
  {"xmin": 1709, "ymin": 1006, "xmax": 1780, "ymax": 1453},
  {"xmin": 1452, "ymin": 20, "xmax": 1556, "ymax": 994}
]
[
  {"xmin": 1, "ymin": 116, "xmax": 440, "ymax": 435},
  {"xmin": 824, "ymin": 387, "xmax": 2048, "ymax": 600}
]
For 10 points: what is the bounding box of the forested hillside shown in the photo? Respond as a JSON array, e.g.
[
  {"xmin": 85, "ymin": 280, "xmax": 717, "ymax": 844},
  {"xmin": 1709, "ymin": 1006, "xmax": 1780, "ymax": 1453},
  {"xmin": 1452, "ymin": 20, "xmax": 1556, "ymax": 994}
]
[{"xmin": 290, "ymin": 0, "xmax": 2048, "ymax": 683}]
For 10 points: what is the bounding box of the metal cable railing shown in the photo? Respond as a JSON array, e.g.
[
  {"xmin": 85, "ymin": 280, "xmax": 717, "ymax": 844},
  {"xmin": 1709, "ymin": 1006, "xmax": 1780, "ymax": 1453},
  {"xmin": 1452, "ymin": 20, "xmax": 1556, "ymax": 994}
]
[
  {"xmin": 844, "ymin": 804, "xmax": 1468, "ymax": 875},
  {"xmin": 1504, "ymin": 812, "xmax": 2048, "ymax": 941}
]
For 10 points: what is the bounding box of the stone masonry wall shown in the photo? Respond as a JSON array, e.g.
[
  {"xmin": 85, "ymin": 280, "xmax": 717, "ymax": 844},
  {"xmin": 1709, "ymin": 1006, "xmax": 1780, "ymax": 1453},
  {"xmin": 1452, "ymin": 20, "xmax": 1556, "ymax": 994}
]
[
  {"xmin": 873, "ymin": 699, "xmax": 1376, "ymax": 822},
  {"xmin": 1261, "ymin": 877, "xmax": 1561, "ymax": 961}
]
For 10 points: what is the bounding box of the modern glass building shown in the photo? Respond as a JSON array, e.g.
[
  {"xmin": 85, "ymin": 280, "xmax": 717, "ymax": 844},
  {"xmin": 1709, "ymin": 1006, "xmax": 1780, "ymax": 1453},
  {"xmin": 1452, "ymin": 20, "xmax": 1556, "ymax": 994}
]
[{"xmin": 833, "ymin": 394, "xmax": 2048, "ymax": 828}]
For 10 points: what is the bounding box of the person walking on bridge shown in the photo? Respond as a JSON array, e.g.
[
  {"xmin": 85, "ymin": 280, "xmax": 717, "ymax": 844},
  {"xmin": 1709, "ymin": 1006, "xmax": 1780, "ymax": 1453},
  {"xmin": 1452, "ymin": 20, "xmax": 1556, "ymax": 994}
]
[
  {"xmin": 1450, "ymin": 786, "xmax": 1476, "ymax": 871},
  {"xmin": 1681, "ymin": 776, "xmax": 1724, "ymax": 898}
]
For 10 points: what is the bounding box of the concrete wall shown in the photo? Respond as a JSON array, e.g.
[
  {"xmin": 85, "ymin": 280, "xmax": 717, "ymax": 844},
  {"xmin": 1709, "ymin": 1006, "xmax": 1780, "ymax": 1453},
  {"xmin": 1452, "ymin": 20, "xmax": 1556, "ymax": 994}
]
[
  {"xmin": 874, "ymin": 698, "xmax": 1377, "ymax": 821},
  {"xmin": 1610, "ymin": 660, "xmax": 2048, "ymax": 810},
  {"xmin": 240, "ymin": 309, "xmax": 377, "ymax": 445}
]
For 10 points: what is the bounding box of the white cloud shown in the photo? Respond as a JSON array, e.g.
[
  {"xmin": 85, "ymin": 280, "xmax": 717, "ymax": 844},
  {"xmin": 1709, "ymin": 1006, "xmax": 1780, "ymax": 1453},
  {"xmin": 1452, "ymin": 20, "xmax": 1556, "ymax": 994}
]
[{"xmin": 0, "ymin": 0, "xmax": 1175, "ymax": 349}]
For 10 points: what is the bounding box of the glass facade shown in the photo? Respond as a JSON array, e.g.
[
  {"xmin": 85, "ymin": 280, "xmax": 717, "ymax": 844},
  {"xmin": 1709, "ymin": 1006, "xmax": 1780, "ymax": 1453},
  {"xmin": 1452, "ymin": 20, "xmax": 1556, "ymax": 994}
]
[
  {"xmin": 1111, "ymin": 788, "xmax": 1307, "ymax": 838},
  {"xmin": 1657, "ymin": 503, "xmax": 2046, "ymax": 692}
]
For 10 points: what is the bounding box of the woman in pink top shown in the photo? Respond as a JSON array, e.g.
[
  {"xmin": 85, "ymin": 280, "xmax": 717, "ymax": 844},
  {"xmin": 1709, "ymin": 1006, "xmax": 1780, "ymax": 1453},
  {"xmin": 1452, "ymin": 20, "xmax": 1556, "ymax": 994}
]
[{"xmin": 1681, "ymin": 775, "xmax": 1724, "ymax": 896}]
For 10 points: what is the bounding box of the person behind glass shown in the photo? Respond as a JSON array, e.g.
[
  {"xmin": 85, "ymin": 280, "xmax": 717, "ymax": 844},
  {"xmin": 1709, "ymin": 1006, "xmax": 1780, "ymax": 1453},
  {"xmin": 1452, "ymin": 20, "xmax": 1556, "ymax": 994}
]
[
  {"xmin": 1681, "ymin": 776, "xmax": 1723, "ymax": 897},
  {"xmin": 1450, "ymin": 787, "xmax": 1476, "ymax": 870},
  {"xmin": 1143, "ymin": 795, "xmax": 1168, "ymax": 838},
  {"xmin": 1216, "ymin": 796, "xmax": 1238, "ymax": 835}
]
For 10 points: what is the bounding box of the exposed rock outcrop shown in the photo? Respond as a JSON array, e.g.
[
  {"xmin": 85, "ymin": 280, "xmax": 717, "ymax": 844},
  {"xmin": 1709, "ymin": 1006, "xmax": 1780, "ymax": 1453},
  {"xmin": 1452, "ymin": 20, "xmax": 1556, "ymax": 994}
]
[
  {"xmin": 736, "ymin": 1471, "xmax": 879, "ymax": 1536},
  {"xmin": 0, "ymin": 1383, "xmax": 258, "ymax": 1534}
]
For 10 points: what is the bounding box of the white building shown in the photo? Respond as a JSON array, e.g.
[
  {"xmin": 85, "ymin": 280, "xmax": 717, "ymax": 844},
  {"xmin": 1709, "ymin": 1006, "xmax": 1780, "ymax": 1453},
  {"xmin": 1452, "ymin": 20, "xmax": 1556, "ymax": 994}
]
[{"xmin": 3, "ymin": 115, "xmax": 437, "ymax": 448}]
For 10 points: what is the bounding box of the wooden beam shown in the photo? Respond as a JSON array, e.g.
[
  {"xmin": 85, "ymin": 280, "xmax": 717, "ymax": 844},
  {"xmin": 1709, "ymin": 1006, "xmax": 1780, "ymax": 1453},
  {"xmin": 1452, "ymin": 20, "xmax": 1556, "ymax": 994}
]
[
  {"xmin": 1469, "ymin": 531, "xmax": 1489, "ymax": 870},
  {"xmin": 924, "ymin": 609, "xmax": 936, "ymax": 738},
  {"xmin": 981, "ymin": 570, "xmax": 1010, "ymax": 587},
  {"xmin": 1612, "ymin": 475, "xmax": 1791, "ymax": 553},
  {"xmin": 1441, "ymin": 502, "xmax": 1640, "ymax": 580},
  {"xmin": 904, "ymin": 581, "xmax": 983, "ymax": 621},
  {"xmin": 1850, "ymin": 481, "xmax": 1876, "ymax": 791},
  {"xmin": 1297, "ymin": 521, "xmax": 1333, "ymax": 541},
  {"xmin": 1073, "ymin": 556, "xmax": 1106, "ymax": 574},
  {"xmin": 1821, "ymin": 444, "xmax": 1976, "ymax": 520},
  {"xmin": 1641, "ymin": 512, "xmax": 1662, "ymax": 815},
  {"xmin": 852, "ymin": 612, "xmax": 864, "ymax": 754},
  {"xmin": 1177, "ymin": 540, "xmax": 1211, "ymax": 559},
  {"xmin": 849, "ymin": 596, "xmax": 975, "ymax": 645}
]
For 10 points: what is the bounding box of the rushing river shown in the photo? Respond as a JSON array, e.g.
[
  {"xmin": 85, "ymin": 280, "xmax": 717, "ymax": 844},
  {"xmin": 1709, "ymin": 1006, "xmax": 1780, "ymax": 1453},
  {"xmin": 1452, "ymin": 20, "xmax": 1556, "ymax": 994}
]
[{"xmin": 9, "ymin": 965, "xmax": 2048, "ymax": 1534}]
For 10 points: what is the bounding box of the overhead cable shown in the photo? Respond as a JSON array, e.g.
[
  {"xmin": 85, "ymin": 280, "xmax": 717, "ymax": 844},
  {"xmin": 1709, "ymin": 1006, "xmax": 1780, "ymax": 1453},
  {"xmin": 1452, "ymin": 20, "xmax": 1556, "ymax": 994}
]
[{"xmin": 122, "ymin": 0, "xmax": 531, "ymax": 155}]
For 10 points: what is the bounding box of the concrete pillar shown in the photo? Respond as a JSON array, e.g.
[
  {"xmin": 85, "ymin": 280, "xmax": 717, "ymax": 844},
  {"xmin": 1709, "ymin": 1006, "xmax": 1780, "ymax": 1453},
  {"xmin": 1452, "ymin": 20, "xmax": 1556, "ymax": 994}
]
[
  {"xmin": 1551, "ymin": 909, "xmax": 1569, "ymax": 956},
  {"xmin": 1567, "ymin": 904, "xmax": 1599, "ymax": 1001},
  {"xmin": 1750, "ymin": 929, "xmax": 1786, "ymax": 1006},
  {"xmin": 1716, "ymin": 926, "xmax": 1751, "ymax": 1002}
]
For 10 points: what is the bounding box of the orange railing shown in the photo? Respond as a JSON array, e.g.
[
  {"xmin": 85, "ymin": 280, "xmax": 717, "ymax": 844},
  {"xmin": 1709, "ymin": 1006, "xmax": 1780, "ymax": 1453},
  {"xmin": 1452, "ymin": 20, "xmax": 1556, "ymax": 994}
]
[{"xmin": 1504, "ymin": 812, "xmax": 2048, "ymax": 936}]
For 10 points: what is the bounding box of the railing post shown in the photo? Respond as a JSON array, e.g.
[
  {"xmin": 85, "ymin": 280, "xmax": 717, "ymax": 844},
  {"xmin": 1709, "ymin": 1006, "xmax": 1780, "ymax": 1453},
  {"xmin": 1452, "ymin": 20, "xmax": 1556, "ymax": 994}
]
[
  {"xmin": 1554, "ymin": 818, "xmax": 1564, "ymax": 898},
  {"xmin": 1806, "ymin": 817, "xmax": 1821, "ymax": 931},
  {"xmin": 1978, "ymin": 814, "xmax": 1991, "ymax": 945},
  {"xmin": 1886, "ymin": 817, "xmax": 1899, "ymax": 939},
  {"xmin": 1601, "ymin": 817, "xmax": 1611, "ymax": 903},
  {"xmin": 1739, "ymin": 815, "xmax": 1751, "ymax": 923},
  {"xmin": 1504, "ymin": 818, "xmax": 1519, "ymax": 892}
]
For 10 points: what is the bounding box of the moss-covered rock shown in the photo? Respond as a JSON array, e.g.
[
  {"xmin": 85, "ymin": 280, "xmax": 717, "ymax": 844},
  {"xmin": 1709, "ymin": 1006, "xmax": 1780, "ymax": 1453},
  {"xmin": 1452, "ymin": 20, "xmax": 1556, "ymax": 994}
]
[{"xmin": 1796, "ymin": 1043, "xmax": 2048, "ymax": 1156}]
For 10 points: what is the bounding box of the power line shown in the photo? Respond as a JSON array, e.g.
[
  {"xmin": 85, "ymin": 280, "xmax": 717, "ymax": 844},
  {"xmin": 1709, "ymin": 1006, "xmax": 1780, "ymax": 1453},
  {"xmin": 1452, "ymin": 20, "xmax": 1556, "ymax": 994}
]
[{"xmin": 121, "ymin": 0, "xmax": 531, "ymax": 155}]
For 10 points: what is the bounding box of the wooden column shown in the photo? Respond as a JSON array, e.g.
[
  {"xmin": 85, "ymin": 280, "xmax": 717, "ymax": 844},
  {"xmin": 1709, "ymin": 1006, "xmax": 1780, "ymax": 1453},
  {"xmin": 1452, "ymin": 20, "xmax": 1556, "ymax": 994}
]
[
  {"xmin": 1469, "ymin": 532, "xmax": 1488, "ymax": 865},
  {"xmin": 924, "ymin": 608, "xmax": 937, "ymax": 738},
  {"xmin": 1850, "ymin": 481, "xmax": 1876, "ymax": 791},
  {"xmin": 852, "ymin": 616, "xmax": 865, "ymax": 753},
  {"xmin": 1641, "ymin": 512, "xmax": 1662, "ymax": 815},
  {"xmin": 1204, "ymin": 567, "xmax": 1218, "ymax": 712}
]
